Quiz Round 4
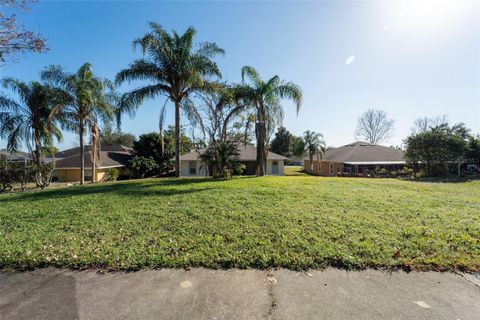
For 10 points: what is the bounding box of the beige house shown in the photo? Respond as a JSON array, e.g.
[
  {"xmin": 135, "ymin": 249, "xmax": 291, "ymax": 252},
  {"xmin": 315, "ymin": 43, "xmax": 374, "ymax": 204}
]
[
  {"xmin": 180, "ymin": 143, "xmax": 288, "ymax": 177},
  {"xmin": 304, "ymin": 141, "xmax": 405, "ymax": 176},
  {"xmin": 53, "ymin": 145, "xmax": 133, "ymax": 182}
]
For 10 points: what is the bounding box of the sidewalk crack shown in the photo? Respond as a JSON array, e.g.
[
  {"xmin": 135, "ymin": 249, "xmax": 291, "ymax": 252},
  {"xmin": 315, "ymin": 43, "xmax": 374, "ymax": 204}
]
[{"xmin": 265, "ymin": 269, "xmax": 278, "ymax": 319}]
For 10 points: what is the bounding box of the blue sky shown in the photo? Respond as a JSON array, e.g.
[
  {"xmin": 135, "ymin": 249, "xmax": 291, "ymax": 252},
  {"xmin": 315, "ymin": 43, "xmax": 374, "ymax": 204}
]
[{"xmin": 1, "ymin": 0, "xmax": 479, "ymax": 150}]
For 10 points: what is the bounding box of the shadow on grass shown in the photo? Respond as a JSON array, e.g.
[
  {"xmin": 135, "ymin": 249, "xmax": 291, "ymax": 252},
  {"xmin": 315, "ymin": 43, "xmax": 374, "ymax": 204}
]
[
  {"xmin": 405, "ymin": 176, "xmax": 480, "ymax": 184},
  {"xmin": 0, "ymin": 177, "xmax": 226, "ymax": 203}
]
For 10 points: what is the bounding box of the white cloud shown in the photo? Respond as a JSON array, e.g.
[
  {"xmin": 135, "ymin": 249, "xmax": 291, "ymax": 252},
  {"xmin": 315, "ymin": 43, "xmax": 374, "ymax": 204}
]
[
  {"xmin": 345, "ymin": 55, "xmax": 356, "ymax": 65},
  {"xmin": 384, "ymin": 24, "xmax": 389, "ymax": 31}
]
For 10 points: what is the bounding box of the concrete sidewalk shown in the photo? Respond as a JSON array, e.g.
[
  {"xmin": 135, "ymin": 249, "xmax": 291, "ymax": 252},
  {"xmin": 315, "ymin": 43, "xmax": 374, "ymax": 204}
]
[{"xmin": 1, "ymin": 268, "xmax": 479, "ymax": 320}]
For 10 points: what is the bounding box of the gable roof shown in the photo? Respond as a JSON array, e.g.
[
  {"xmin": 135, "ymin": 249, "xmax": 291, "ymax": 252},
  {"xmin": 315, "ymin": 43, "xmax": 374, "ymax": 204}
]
[
  {"xmin": 0, "ymin": 149, "xmax": 31, "ymax": 161},
  {"xmin": 55, "ymin": 145, "xmax": 132, "ymax": 158},
  {"xmin": 181, "ymin": 143, "xmax": 289, "ymax": 161},
  {"xmin": 323, "ymin": 141, "xmax": 405, "ymax": 164},
  {"xmin": 55, "ymin": 145, "xmax": 134, "ymax": 169}
]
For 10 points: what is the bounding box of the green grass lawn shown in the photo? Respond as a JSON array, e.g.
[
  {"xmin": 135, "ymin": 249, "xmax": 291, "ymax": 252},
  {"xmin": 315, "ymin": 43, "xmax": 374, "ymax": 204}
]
[
  {"xmin": 284, "ymin": 165, "xmax": 307, "ymax": 176},
  {"xmin": 1, "ymin": 176, "xmax": 479, "ymax": 271}
]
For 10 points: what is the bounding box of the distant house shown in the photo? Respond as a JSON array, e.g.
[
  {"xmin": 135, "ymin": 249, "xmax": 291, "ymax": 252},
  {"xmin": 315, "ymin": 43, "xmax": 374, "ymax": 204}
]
[
  {"xmin": 53, "ymin": 145, "xmax": 134, "ymax": 182},
  {"xmin": 0, "ymin": 149, "xmax": 31, "ymax": 163},
  {"xmin": 180, "ymin": 143, "xmax": 289, "ymax": 177},
  {"xmin": 304, "ymin": 141, "xmax": 405, "ymax": 176}
]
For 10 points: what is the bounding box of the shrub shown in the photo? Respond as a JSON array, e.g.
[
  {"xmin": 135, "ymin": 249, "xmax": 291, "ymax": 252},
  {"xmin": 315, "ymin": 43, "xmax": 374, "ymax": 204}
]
[
  {"xmin": 405, "ymin": 129, "xmax": 467, "ymax": 177},
  {"xmin": 0, "ymin": 159, "xmax": 48, "ymax": 192},
  {"xmin": 199, "ymin": 141, "xmax": 241, "ymax": 179},
  {"xmin": 132, "ymin": 128, "xmax": 193, "ymax": 175},
  {"xmin": 233, "ymin": 162, "xmax": 246, "ymax": 175},
  {"xmin": 35, "ymin": 162, "xmax": 54, "ymax": 189},
  {"xmin": 103, "ymin": 168, "xmax": 120, "ymax": 182},
  {"xmin": 128, "ymin": 156, "xmax": 159, "ymax": 179},
  {"xmin": 379, "ymin": 168, "xmax": 388, "ymax": 174},
  {"xmin": 416, "ymin": 169, "xmax": 427, "ymax": 178}
]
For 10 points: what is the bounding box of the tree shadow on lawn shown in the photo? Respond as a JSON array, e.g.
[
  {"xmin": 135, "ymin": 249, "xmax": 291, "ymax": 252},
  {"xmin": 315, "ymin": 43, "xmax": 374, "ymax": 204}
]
[
  {"xmin": 405, "ymin": 176, "xmax": 480, "ymax": 184},
  {"xmin": 0, "ymin": 177, "xmax": 226, "ymax": 203}
]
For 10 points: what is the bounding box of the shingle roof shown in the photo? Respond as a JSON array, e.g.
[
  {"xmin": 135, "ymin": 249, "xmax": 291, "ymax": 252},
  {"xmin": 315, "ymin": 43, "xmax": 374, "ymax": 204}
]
[
  {"xmin": 322, "ymin": 141, "xmax": 405, "ymax": 163},
  {"xmin": 55, "ymin": 145, "xmax": 134, "ymax": 169},
  {"xmin": 0, "ymin": 149, "xmax": 31, "ymax": 160},
  {"xmin": 181, "ymin": 143, "xmax": 289, "ymax": 161},
  {"xmin": 55, "ymin": 145, "xmax": 132, "ymax": 158}
]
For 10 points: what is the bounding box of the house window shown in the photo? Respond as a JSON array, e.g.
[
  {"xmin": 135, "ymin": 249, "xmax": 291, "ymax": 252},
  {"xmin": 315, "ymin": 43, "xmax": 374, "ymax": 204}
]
[
  {"xmin": 189, "ymin": 161, "xmax": 197, "ymax": 175},
  {"xmin": 329, "ymin": 163, "xmax": 334, "ymax": 175}
]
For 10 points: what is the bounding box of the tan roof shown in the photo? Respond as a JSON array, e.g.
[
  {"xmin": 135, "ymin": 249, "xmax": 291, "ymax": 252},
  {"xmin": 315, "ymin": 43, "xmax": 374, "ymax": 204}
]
[
  {"xmin": 181, "ymin": 143, "xmax": 289, "ymax": 161},
  {"xmin": 55, "ymin": 145, "xmax": 134, "ymax": 169},
  {"xmin": 321, "ymin": 141, "xmax": 405, "ymax": 164}
]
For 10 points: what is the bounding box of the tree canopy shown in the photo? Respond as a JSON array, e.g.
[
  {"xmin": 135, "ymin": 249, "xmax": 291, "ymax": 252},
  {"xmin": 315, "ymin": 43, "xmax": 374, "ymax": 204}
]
[
  {"xmin": 131, "ymin": 127, "xmax": 193, "ymax": 177},
  {"xmin": 269, "ymin": 126, "xmax": 304, "ymax": 158},
  {"xmin": 100, "ymin": 126, "xmax": 135, "ymax": 148},
  {"xmin": 404, "ymin": 122, "xmax": 474, "ymax": 176}
]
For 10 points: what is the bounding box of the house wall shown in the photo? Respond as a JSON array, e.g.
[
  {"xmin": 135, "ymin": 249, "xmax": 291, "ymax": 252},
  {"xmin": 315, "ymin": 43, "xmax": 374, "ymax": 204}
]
[
  {"xmin": 179, "ymin": 160, "xmax": 285, "ymax": 176},
  {"xmin": 266, "ymin": 160, "xmax": 285, "ymax": 176},
  {"xmin": 54, "ymin": 169, "xmax": 81, "ymax": 182},
  {"xmin": 53, "ymin": 167, "xmax": 129, "ymax": 182},
  {"xmin": 304, "ymin": 160, "xmax": 343, "ymax": 176},
  {"xmin": 180, "ymin": 160, "xmax": 208, "ymax": 177}
]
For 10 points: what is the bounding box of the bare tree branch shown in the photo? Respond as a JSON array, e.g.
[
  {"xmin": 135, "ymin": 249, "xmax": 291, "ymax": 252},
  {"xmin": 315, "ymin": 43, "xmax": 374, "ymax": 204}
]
[
  {"xmin": 411, "ymin": 115, "xmax": 449, "ymax": 135},
  {"xmin": 0, "ymin": 0, "xmax": 47, "ymax": 63},
  {"xmin": 355, "ymin": 108, "xmax": 394, "ymax": 144}
]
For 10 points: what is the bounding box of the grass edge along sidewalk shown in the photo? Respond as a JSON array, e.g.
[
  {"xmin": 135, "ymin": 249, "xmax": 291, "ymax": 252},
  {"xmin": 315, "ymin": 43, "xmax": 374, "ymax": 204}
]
[{"xmin": 1, "ymin": 176, "xmax": 479, "ymax": 272}]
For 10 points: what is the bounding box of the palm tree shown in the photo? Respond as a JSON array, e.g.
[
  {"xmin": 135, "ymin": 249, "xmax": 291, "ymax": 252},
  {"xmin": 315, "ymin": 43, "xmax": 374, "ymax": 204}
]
[
  {"xmin": 240, "ymin": 66, "xmax": 302, "ymax": 176},
  {"xmin": 303, "ymin": 130, "xmax": 326, "ymax": 174},
  {"xmin": 0, "ymin": 79, "xmax": 65, "ymax": 187},
  {"xmin": 199, "ymin": 140, "xmax": 241, "ymax": 179},
  {"xmin": 115, "ymin": 23, "xmax": 224, "ymax": 177},
  {"xmin": 41, "ymin": 63, "xmax": 118, "ymax": 185}
]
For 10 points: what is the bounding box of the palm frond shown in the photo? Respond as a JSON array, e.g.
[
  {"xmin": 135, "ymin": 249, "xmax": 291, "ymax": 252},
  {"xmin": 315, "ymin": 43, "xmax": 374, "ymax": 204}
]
[
  {"xmin": 1, "ymin": 78, "xmax": 31, "ymax": 104},
  {"xmin": 197, "ymin": 42, "xmax": 225, "ymax": 58},
  {"xmin": 41, "ymin": 65, "xmax": 72, "ymax": 87},
  {"xmin": 241, "ymin": 66, "xmax": 263, "ymax": 87},
  {"xmin": 182, "ymin": 97, "xmax": 205, "ymax": 141},
  {"xmin": 120, "ymin": 83, "xmax": 169, "ymax": 112},
  {"xmin": 115, "ymin": 59, "xmax": 167, "ymax": 85},
  {"xmin": 158, "ymin": 99, "xmax": 168, "ymax": 154},
  {"xmin": 274, "ymin": 82, "xmax": 303, "ymax": 114},
  {"xmin": 0, "ymin": 94, "xmax": 20, "ymax": 112}
]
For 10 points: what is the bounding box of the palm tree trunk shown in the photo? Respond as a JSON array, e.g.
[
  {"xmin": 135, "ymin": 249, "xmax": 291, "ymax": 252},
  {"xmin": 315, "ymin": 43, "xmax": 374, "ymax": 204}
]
[
  {"xmin": 34, "ymin": 132, "xmax": 43, "ymax": 187},
  {"xmin": 309, "ymin": 154, "xmax": 313, "ymax": 173},
  {"xmin": 91, "ymin": 135, "xmax": 95, "ymax": 184},
  {"xmin": 91, "ymin": 125, "xmax": 99, "ymax": 184},
  {"xmin": 256, "ymin": 106, "xmax": 266, "ymax": 177},
  {"xmin": 91, "ymin": 154, "xmax": 96, "ymax": 183},
  {"xmin": 80, "ymin": 123, "xmax": 85, "ymax": 185},
  {"xmin": 175, "ymin": 100, "xmax": 181, "ymax": 178}
]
